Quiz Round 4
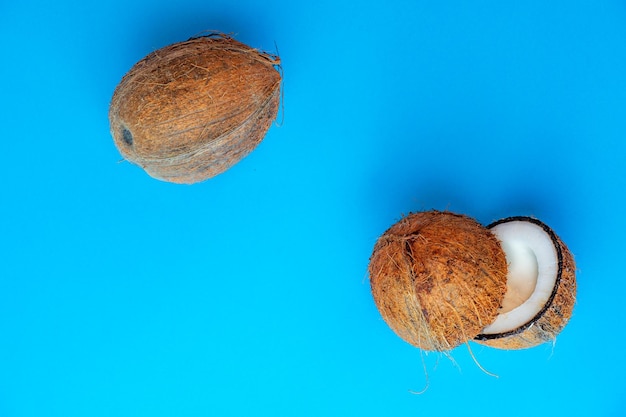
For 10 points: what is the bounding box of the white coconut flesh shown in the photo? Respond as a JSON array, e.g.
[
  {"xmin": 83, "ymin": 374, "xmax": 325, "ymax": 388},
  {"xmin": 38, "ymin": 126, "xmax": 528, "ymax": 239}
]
[{"xmin": 480, "ymin": 219, "xmax": 560, "ymax": 335}]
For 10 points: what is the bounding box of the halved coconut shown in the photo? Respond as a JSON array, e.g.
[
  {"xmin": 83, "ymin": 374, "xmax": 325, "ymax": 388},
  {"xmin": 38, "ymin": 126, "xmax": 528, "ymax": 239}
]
[
  {"xmin": 475, "ymin": 216, "xmax": 577, "ymax": 350},
  {"xmin": 369, "ymin": 211, "xmax": 508, "ymax": 352}
]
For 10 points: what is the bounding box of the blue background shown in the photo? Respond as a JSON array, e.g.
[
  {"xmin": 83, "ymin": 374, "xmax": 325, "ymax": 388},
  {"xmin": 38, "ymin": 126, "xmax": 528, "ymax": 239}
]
[{"xmin": 1, "ymin": 1, "xmax": 625, "ymax": 416}]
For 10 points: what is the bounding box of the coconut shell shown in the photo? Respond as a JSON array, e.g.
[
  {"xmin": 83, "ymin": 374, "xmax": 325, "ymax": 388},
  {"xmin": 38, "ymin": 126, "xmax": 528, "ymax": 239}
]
[
  {"xmin": 475, "ymin": 217, "xmax": 577, "ymax": 350},
  {"xmin": 368, "ymin": 211, "xmax": 508, "ymax": 352},
  {"xmin": 109, "ymin": 33, "xmax": 281, "ymax": 184}
]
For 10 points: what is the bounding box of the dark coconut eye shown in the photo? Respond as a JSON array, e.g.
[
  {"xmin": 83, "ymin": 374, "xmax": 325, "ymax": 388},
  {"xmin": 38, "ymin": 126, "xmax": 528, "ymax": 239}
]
[{"xmin": 122, "ymin": 127, "xmax": 133, "ymax": 146}]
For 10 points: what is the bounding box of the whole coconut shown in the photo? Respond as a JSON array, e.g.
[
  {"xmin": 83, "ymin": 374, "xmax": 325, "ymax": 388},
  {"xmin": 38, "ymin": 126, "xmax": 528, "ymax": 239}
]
[
  {"xmin": 109, "ymin": 33, "xmax": 281, "ymax": 184},
  {"xmin": 369, "ymin": 211, "xmax": 508, "ymax": 351}
]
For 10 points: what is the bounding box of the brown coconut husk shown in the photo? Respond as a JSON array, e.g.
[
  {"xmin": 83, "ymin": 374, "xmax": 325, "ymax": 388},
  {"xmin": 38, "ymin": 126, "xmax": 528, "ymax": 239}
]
[
  {"xmin": 368, "ymin": 211, "xmax": 508, "ymax": 352},
  {"xmin": 475, "ymin": 217, "xmax": 577, "ymax": 350},
  {"xmin": 109, "ymin": 33, "xmax": 281, "ymax": 184}
]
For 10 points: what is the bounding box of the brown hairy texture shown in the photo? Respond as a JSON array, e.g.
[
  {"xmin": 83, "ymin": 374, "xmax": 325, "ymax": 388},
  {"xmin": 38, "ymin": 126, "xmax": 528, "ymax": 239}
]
[
  {"xmin": 368, "ymin": 211, "xmax": 508, "ymax": 351},
  {"xmin": 475, "ymin": 223, "xmax": 577, "ymax": 350},
  {"xmin": 109, "ymin": 33, "xmax": 281, "ymax": 184}
]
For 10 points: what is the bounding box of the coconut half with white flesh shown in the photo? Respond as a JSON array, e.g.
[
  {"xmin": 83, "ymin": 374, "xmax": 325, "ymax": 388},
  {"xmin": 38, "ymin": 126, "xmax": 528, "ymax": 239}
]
[{"xmin": 475, "ymin": 216, "xmax": 577, "ymax": 350}]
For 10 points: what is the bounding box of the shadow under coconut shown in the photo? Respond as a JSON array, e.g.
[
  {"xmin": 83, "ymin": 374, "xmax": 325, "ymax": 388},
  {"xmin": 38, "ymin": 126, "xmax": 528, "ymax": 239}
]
[
  {"xmin": 362, "ymin": 161, "xmax": 486, "ymax": 227},
  {"xmin": 482, "ymin": 178, "xmax": 575, "ymax": 239},
  {"xmin": 123, "ymin": 7, "xmax": 276, "ymax": 57},
  {"xmin": 362, "ymin": 130, "xmax": 574, "ymax": 231}
]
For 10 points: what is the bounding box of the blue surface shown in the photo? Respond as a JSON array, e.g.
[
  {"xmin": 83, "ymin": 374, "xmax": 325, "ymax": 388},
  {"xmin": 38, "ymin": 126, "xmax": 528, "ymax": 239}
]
[{"xmin": 1, "ymin": 1, "xmax": 625, "ymax": 416}]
